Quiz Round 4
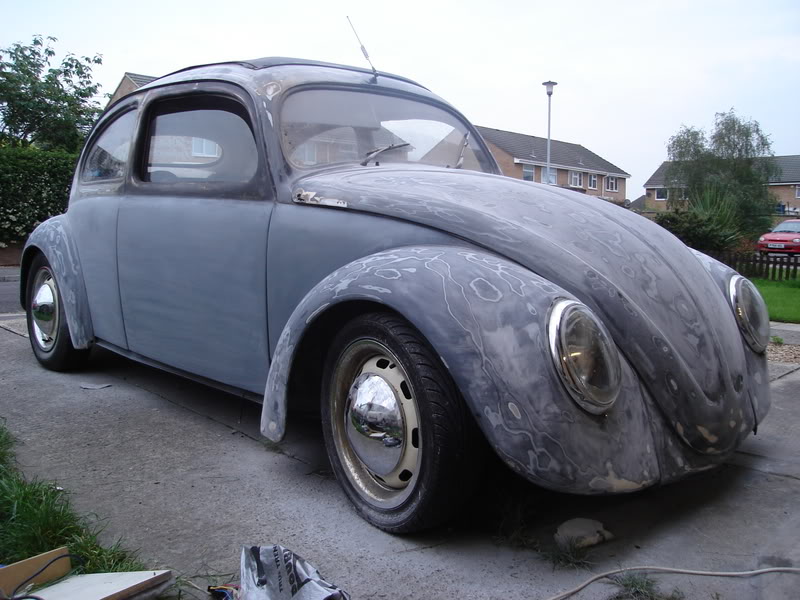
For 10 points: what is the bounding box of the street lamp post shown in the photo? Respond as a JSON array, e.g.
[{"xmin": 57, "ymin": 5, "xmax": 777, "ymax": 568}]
[{"xmin": 542, "ymin": 80, "xmax": 557, "ymax": 185}]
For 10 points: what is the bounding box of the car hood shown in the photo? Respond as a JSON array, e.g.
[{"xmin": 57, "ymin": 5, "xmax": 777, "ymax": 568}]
[
  {"xmin": 762, "ymin": 232, "xmax": 800, "ymax": 241},
  {"xmin": 294, "ymin": 165, "xmax": 754, "ymax": 454}
]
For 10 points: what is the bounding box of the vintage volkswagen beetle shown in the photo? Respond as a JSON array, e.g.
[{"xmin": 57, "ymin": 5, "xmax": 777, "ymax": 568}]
[{"xmin": 21, "ymin": 58, "xmax": 771, "ymax": 533}]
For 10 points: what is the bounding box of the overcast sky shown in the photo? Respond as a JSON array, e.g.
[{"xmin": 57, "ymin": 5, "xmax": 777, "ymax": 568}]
[{"xmin": 3, "ymin": 0, "xmax": 798, "ymax": 195}]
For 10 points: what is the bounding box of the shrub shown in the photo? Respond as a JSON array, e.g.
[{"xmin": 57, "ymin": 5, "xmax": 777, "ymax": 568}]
[
  {"xmin": 0, "ymin": 147, "xmax": 77, "ymax": 247},
  {"xmin": 655, "ymin": 210, "xmax": 740, "ymax": 254}
]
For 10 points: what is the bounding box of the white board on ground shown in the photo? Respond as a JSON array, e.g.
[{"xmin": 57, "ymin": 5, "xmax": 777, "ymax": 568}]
[{"xmin": 35, "ymin": 570, "xmax": 172, "ymax": 600}]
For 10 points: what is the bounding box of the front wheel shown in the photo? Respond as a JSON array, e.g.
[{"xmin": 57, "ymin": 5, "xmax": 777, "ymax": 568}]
[
  {"xmin": 321, "ymin": 312, "xmax": 484, "ymax": 533},
  {"xmin": 26, "ymin": 253, "xmax": 89, "ymax": 371}
]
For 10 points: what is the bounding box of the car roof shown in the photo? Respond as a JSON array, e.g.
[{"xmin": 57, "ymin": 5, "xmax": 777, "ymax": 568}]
[{"xmin": 151, "ymin": 57, "xmax": 428, "ymax": 92}]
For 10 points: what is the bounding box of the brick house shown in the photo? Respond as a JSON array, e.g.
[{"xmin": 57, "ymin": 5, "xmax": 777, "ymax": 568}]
[
  {"xmin": 643, "ymin": 155, "xmax": 800, "ymax": 214},
  {"xmin": 107, "ymin": 73, "xmax": 157, "ymax": 107},
  {"xmin": 475, "ymin": 126, "xmax": 630, "ymax": 204}
]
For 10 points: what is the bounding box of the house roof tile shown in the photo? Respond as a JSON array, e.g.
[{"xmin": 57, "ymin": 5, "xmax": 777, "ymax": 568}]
[
  {"xmin": 125, "ymin": 72, "xmax": 157, "ymax": 87},
  {"xmin": 476, "ymin": 126, "xmax": 630, "ymax": 177}
]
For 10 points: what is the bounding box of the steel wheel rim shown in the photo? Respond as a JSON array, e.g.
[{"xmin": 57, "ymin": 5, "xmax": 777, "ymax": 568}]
[
  {"xmin": 331, "ymin": 339, "xmax": 421, "ymax": 509},
  {"xmin": 31, "ymin": 267, "xmax": 59, "ymax": 352}
]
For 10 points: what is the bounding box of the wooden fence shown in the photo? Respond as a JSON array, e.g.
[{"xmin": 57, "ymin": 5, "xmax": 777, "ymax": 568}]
[{"xmin": 709, "ymin": 252, "xmax": 800, "ymax": 281}]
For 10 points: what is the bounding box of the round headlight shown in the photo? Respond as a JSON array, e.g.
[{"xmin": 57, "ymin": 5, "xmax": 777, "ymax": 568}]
[
  {"xmin": 547, "ymin": 299, "xmax": 622, "ymax": 415},
  {"xmin": 758, "ymin": 236, "xmax": 765, "ymax": 242},
  {"xmin": 728, "ymin": 275, "xmax": 770, "ymax": 353}
]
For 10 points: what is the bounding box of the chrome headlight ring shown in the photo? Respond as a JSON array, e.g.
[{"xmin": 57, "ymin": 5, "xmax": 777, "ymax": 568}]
[
  {"xmin": 547, "ymin": 299, "xmax": 622, "ymax": 415},
  {"xmin": 728, "ymin": 275, "xmax": 770, "ymax": 353}
]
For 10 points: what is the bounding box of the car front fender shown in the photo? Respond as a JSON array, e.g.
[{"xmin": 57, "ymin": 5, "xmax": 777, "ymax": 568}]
[
  {"xmin": 21, "ymin": 216, "xmax": 94, "ymax": 349},
  {"xmin": 261, "ymin": 245, "xmax": 661, "ymax": 494}
]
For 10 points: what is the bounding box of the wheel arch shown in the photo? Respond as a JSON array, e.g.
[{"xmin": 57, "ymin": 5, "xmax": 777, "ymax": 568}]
[
  {"xmin": 22, "ymin": 216, "xmax": 94, "ymax": 349},
  {"xmin": 261, "ymin": 245, "xmax": 662, "ymax": 495},
  {"xmin": 283, "ymin": 299, "xmax": 393, "ymax": 418}
]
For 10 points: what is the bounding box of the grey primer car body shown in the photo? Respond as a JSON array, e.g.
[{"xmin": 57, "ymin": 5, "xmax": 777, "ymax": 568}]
[{"xmin": 22, "ymin": 58, "xmax": 769, "ymax": 496}]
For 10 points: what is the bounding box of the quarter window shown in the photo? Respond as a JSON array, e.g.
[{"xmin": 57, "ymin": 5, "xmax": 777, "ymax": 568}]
[
  {"xmin": 606, "ymin": 176, "xmax": 619, "ymax": 192},
  {"xmin": 522, "ymin": 164, "xmax": 534, "ymax": 181},
  {"xmin": 144, "ymin": 97, "xmax": 257, "ymax": 184},
  {"xmin": 82, "ymin": 111, "xmax": 137, "ymax": 182},
  {"xmin": 569, "ymin": 171, "xmax": 583, "ymax": 188},
  {"xmin": 587, "ymin": 174, "xmax": 598, "ymax": 189}
]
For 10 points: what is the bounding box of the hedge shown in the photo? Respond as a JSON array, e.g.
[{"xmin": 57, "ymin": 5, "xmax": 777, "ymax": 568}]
[{"xmin": 0, "ymin": 147, "xmax": 77, "ymax": 247}]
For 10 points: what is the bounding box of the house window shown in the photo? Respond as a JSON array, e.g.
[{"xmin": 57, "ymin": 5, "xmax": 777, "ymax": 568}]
[
  {"xmin": 569, "ymin": 171, "xmax": 583, "ymax": 188},
  {"xmin": 655, "ymin": 188, "xmax": 668, "ymax": 201},
  {"xmin": 191, "ymin": 137, "xmax": 220, "ymax": 158},
  {"xmin": 796, "ymin": 185, "xmax": 800, "ymax": 199},
  {"xmin": 606, "ymin": 176, "xmax": 619, "ymax": 192},
  {"xmin": 522, "ymin": 164, "xmax": 534, "ymax": 181},
  {"xmin": 587, "ymin": 174, "xmax": 597, "ymax": 189},
  {"xmin": 541, "ymin": 168, "xmax": 556, "ymax": 185}
]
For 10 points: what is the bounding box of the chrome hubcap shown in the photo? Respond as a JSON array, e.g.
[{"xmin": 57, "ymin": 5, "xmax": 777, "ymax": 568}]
[
  {"xmin": 347, "ymin": 370, "xmax": 406, "ymax": 477},
  {"xmin": 333, "ymin": 341, "xmax": 421, "ymax": 507},
  {"xmin": 31, "ymin": 268, "xmax": 59, "ymax": 351}
]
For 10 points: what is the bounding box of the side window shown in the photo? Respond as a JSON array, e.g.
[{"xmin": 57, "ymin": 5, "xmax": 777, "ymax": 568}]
[
  {"xmin": 144, "ymin": 97, "xmax": 257, "ymax": 184},
  {"xmin": 82, "ymin": 111, "xmax": 137, "ymax": 182}
]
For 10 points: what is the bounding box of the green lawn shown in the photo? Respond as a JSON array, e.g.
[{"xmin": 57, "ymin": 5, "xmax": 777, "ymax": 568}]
[{"xmin": 751, "ymin": 278, "xmax": 800, "ymax": 324}]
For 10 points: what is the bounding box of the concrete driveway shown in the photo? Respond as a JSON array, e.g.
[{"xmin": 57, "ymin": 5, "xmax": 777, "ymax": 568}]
[{"xmin": 0, "ymin": 321, "xmax": 798, "ymax": 599}]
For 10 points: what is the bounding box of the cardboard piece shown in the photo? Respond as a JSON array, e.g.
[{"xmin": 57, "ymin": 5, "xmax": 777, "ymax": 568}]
[{"xmin": 0, "ymin": 547, "xmax": 72, "ymax": 596}]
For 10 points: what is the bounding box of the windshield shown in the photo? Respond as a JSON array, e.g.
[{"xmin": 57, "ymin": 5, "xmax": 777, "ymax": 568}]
[
  {"xmin": 772, "ymin": 221, "xmax": 800, "ymax": 233},
  {"xmin": 280, "ymin": 89, "xmax": 493, "ymax": 173}
]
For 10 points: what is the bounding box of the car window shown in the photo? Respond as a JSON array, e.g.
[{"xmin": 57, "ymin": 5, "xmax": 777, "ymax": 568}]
[
  {"xmin": 280, "ymin": 89, "xmax": 493, "ymax": 173},
  {"xmin": 82, "ymin": 111, "xmax": 137, "ymax": 182},
  {"xmin": 772, "ymin": 222, "xmax": 800, "ymax": 233},
  {"xmin": 144, "ymin": 97, "xmax": 257, "ymax": 184}
]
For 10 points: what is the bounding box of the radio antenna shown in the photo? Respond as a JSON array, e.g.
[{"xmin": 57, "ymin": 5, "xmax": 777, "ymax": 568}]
[{"xmin": 347, "ymin": 16, "xmax": 379, "ymax": 81}]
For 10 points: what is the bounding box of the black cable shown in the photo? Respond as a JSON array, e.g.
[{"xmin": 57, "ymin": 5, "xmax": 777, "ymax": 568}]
[{"xmin": 10, "ymin": 553, "xmax": 83, "ymax": 599}]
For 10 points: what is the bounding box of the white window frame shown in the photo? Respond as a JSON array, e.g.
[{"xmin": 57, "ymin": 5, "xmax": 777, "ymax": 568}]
[
  {"xmin": 191, "ymin": 137, "xmax": 220, "ymax": 158},
  {"xmin": 522, "ymin": 164, "xmax": 534, "ymax": 182},
  {"xmin": 587, "ymin": 174, "xmax": 597, "ymax": 190},
  {"xmin": 655, "ymin": 188, "xmax": 668, "ymax": 201},
  {"xmin": 541, "ymin": 168, "xmax": 556, "ymax": 185},
  {"xmin": 606, "ymin": 176, "xmax": 619, "ymax": 192},
  {"xmin": 569, "ymin": 170, "xmax": 583, "ymax": 188},
  {"xmin": 795, "ymin": 185, "xmax": 800, "ymax": 199}
]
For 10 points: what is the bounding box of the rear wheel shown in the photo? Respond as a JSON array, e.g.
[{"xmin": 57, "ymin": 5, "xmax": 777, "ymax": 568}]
[
  {"xmin": 26, "ymin": 254, "xmax": 89, "ymax": 371},
  {"xmin": 321, "ymin": 311, "xmax": 484, "ymax": 533}
]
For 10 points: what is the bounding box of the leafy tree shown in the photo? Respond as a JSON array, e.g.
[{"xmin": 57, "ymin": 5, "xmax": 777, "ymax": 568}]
[
  {"xmin": 664, "ymin": 110, "xmax": 778, "ymax": 239},
  {"xmin": 0, "ymin": 35, "xmax": 103, "ymax": 152}
]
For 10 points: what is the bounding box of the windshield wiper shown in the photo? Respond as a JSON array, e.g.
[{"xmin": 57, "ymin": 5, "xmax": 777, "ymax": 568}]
[
  {"xmin": 454, "ymin": 132, "xmax": 470, "ymax": 169},
  {"xmin": 360, "ymin": 143, "xmax": 410, "ymax": 166}
]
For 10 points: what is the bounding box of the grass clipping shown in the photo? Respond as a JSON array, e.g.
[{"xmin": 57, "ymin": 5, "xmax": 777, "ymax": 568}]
[{"xmin": 0, "ymin": 419, "xmax": 145, "ymax": 573}]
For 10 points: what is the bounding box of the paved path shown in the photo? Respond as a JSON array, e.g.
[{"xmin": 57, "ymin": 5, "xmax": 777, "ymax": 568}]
[{"xmin": 0, "ymin": 327, "xmax": 798, "ymax": 599}]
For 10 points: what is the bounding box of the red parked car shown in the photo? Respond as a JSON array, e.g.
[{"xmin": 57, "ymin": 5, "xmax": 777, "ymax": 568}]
[{"xmin": 757, "ymin": 219, "xmax": 800, "ymax": 255}]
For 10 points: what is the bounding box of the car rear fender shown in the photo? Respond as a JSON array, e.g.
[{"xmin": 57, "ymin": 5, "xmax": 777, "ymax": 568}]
[
  {"xmin": 21, "ymin": 216, "xmax": 94, "ymax": 349},
  {"xmin": 261, "ymin": 245, "xmax": 661, "ymax": 494}
]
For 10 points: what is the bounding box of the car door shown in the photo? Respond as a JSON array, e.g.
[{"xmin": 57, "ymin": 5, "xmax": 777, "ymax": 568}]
[{"xmin": 116, "ymin": 84, "xmax": 273, "ymax": 394}]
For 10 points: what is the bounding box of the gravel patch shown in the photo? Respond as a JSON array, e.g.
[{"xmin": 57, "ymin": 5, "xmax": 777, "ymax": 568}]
[{"xmin": 767, "ymin": 342, "xmax": 800, "ymax": 364}]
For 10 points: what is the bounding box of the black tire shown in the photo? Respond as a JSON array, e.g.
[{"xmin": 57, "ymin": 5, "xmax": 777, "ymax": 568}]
[
  {"xmin": 26, "ymin": 253, "xmax": 89, "ymax": 371},
  {"xmin": 321, "ymin": 311, "xmax": 484, "ymax": 533}
]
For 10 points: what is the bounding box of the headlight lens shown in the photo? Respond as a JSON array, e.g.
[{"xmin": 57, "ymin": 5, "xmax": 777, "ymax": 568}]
[
  {"xmin": 793, "ymin": 238, "xmax": 800, "ymax": 243},
  {"xmin": 758, "ymin": 236, "xmax": 765, "ymax": 242},
  {"xmin": 547, "ymin": 299, "xmax": 622, "ymax": 415},
  {"xmin": 728, "ymin": 275, "xmax": 769, "ymax": 353}
]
